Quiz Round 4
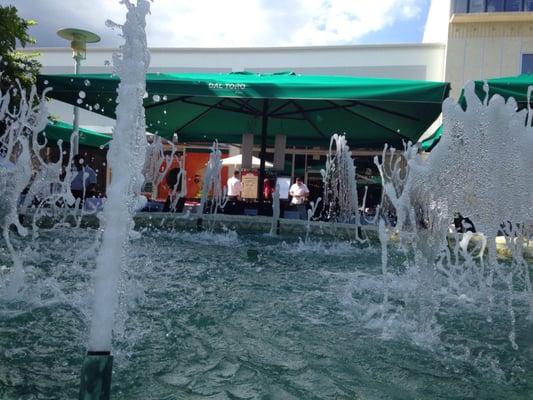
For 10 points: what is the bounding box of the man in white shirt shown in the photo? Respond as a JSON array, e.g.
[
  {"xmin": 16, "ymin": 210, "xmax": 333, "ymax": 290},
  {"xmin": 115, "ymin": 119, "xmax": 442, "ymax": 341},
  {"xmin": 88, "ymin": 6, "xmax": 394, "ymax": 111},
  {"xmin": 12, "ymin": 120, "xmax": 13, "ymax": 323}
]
[
  {"xmin": 227, "ymin": 170, "xmax": 243, "ymax": 200},
  {"xmin": 289, "ymin": 177, "xmax": 309, "ymax": 205},
  {"xmin": 289, "ymin": 177, "xmax": 309, "ymax": 219}
]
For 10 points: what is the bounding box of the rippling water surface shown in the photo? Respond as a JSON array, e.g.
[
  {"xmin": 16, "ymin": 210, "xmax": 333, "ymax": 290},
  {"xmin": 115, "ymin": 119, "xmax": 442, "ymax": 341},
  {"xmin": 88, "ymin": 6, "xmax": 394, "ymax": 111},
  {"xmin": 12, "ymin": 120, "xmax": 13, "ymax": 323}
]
[{"xmin": 0, "ymin": 228, "xmax": 532, "ymax": 399}]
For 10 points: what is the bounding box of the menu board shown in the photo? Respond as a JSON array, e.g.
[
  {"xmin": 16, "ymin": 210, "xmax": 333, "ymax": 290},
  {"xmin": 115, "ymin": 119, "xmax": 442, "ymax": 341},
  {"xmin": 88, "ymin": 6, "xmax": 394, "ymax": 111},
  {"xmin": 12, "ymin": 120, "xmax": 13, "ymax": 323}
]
[{"xmin": 241, "ymin": 171, "xmax": 258, "ymax": 199}]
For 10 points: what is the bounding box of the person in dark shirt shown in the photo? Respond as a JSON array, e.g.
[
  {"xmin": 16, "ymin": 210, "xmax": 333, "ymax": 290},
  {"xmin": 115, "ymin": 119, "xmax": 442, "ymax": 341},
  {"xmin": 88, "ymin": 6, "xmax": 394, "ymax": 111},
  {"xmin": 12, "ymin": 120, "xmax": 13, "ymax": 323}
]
[
  {"xmin": 70, "ymin": 154, "xmax": 97, "ymax": 200},
  {"xmin": 453, "ymin": 213, "xmax": 476, "ymax": 233}
]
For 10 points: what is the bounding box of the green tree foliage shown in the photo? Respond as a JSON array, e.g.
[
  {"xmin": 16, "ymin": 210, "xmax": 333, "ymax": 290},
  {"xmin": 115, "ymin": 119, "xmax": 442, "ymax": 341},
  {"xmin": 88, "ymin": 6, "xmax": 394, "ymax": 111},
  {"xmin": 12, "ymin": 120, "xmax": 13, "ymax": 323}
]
[{"xmin": 0, "ymin": 5, "xmax": 41, "ymax": 96}]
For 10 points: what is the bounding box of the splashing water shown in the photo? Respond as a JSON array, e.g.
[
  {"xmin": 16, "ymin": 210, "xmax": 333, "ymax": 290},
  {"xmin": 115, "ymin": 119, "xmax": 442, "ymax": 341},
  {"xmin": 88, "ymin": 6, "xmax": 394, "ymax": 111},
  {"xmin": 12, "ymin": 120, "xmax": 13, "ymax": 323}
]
[
  {"xmin": 321, "ymin": 134, "xmax": 359, "ymax": 225},
  {"xmin": 142, "ymin": 134, "xmax": 188, "ymax": 212},
  {"xmin": 199, "ymin": 141, "xmax": 228, "ymax": 232},
  {"xmin": 142, "ymin": 135, "xmax": 168, "ymax": 190},
  {"xmin": 0, "ymin": 83, "xmax": 50, "ymax": 297},
  {"xmin": 0, "ymin": 3, "xmax": 531, "ymax": 394},
  {"xmin": 375, "ymin": 81, "xmax": 533, "ymax": 349},
  {"xmin": 305, "ymin": 197, "xmax": 322, "ymax": 243},
  {"xmin": 269, "ymin": 184, "xmax": 280, "ymax": 235},
  {"xmin": 87, "ymin": 0, "xmax": 151, "ymax": 352}
]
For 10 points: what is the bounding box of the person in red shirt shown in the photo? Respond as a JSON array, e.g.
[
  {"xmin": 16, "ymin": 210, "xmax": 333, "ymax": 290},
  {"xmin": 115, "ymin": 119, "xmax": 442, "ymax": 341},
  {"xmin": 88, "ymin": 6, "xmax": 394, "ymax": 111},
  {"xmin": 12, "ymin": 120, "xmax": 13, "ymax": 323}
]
[{"xmin": 263, "ymin": 178, "xmax": 273, "ymax": 201}]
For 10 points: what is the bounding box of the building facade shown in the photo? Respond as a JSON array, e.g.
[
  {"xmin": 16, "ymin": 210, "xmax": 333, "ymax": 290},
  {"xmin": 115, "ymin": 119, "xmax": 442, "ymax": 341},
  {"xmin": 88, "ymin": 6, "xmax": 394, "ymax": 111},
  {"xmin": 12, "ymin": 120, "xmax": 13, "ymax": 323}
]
[{"xmin": 447, "ymin": 0, "xmax": 533, "ymax": 98}]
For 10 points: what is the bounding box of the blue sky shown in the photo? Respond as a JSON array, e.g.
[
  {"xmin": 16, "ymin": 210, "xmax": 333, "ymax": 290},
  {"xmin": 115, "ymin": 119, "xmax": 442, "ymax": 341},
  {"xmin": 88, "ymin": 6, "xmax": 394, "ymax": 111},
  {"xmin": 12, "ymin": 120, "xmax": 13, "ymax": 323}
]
[
  {"xmin": 2, "ymin": 0, "xmax": 439, "ymax": 48},
  {"xmin": 360, "ymin": 2, "xmax": 431, "ymax": 44}
]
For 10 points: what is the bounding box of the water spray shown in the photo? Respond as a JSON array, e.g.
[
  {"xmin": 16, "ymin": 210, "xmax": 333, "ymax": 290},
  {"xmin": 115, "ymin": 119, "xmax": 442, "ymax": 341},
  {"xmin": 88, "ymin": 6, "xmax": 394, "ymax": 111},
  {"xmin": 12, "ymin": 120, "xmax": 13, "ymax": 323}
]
[{"xmin": 80, "ymin": 1, "xmax": 151, "ymax": 398}]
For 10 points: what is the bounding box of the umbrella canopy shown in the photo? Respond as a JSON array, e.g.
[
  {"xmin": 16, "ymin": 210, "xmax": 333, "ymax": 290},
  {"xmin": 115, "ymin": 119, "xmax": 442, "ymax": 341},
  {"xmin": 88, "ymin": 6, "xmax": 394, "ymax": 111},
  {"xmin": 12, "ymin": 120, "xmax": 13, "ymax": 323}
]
[
  {"xmin": 420, "ymin": 124, "xmax": 442, "ymax": 152},
  {"xmin": 38, "ymin": 71, "xmax": 449, "ymax": 149},
  {"xmin": 465, "ymin": 74, "xmax": 533, "ymax": 107},
  {"xmin": 221, "ymin": 154, "xmax": 273, "ymax": 168},
  {"xmin": 421, "ymin": 74, "xmax": 533, "ymax": 151},
  {"xmin": 42, "ymin": 119, "xmax": 111, "ymax": 149}
]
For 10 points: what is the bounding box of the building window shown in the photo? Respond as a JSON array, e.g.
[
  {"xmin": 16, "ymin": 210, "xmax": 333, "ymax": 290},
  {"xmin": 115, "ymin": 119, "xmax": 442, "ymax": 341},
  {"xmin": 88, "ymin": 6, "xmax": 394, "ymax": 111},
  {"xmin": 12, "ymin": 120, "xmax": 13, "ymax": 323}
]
[
  {"xmin": 505, "ymin": 0, "xmax": 523, "ymax": 11},
  {"xmin": 469, "ymin": 0, "xmax": 486, "ymax": 12},
  {"xmin": 521, "ymin": 54, "xmax": 533, "ymax": 74},
  {"xmin": 455, "ymin": 0, "xmax": 469, "ymax": 12},
  {"xmin": 452, "ymin": 0, "xmax": 531, "ymax": 13},
  {"xmin": 487, "ymin": 0, "xmax": 505, "ymax": 11}
]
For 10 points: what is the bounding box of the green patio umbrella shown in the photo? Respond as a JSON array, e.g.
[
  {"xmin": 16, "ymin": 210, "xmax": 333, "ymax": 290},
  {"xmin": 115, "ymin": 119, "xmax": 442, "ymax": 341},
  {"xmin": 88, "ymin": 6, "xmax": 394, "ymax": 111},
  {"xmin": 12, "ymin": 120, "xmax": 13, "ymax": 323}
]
[
  {"xmin": 420, "ymin": 74, "xmax": 533, "ymax": 151},
  {"xmin": 38, "ymin": 71, "xmax": 449, "ymax": 199},
  {"xmin": 38, "ymin": 71, "xmax": 448, "ymax": 148},
  {"xmin": 420, "ymin": 124, "xmax": 442, "ymax": 152},
  {"xmin": 465, "ymin": 74, "xmax": 533, "ymax": 106},
  {"xmin": 42, "ymin": 119, "xmax": 111, "ymax": 149}
]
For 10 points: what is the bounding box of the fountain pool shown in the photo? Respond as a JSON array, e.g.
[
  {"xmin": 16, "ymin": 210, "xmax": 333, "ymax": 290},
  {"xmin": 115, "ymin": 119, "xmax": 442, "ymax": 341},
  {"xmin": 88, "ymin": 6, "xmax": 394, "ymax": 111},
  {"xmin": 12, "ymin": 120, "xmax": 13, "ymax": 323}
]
[
  {"xmin": 0, "ymin": 228, "xmax": 531, "ymax": 399},
  {"xmin": 0, "ymin": 2, "xmax": 532, "ymax": 398}
]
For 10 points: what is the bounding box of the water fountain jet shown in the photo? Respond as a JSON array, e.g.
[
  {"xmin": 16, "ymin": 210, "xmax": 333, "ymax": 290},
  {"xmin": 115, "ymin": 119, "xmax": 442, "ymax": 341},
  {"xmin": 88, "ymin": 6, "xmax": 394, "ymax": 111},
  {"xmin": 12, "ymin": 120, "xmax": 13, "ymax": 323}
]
[
  {"xmin": 80, "ymin": 1, "xmax": 151, "ymax": 398},
  {"xmin": 375, "ymin": 80, "xmax": 533, "ymax": 349}
]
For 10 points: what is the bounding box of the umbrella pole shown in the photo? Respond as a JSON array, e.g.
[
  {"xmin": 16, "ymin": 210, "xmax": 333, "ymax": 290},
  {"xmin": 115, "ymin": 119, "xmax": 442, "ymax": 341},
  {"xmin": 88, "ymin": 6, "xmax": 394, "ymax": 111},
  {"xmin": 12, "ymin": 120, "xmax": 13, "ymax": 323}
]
[{"xmin": 258, "ymin": 99, "xmax": 269, "ymax": 205}]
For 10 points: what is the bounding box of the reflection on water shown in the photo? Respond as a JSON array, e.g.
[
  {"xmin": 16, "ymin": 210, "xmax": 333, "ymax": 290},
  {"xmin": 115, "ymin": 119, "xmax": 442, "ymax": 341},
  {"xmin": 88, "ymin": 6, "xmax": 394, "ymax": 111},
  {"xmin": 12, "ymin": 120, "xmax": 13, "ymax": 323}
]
[{"xmin": 1, "ymin": 229, "xmax": 531, "ymax": 399}]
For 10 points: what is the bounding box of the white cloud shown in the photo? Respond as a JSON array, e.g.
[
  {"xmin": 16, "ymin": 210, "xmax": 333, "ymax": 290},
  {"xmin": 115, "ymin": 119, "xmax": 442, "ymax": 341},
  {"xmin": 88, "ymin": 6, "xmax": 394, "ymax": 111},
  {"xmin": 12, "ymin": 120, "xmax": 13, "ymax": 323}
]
[
  {"xmin": 286, "ymin": 0, "xmax": 424, "ymax": 46},
  {"xmin": 423, "ymin": 0, "xmax": 450, "ymax": 43},
  {"xmin": 143, "ymin": 0, "xmax": 425, "ymax": 47},
  {"xmin": 146, "ymin": 1, "xmax": 269, "ymax": 47},
  {"xmin": 5, "ymin": 0, "xmax": 427, "ymax": 47}
]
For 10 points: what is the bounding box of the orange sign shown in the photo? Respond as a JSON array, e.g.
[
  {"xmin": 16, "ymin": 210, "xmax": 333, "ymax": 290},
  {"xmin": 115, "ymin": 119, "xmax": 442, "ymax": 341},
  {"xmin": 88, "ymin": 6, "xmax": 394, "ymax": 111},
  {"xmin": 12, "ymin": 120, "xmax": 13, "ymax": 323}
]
[
  {"xmin": 184, "ymin": 152, "xmax": 228, "ymax": 199},
  {"xmin": 154, "ymin": 151, "xmax": 228, "ymax": 201}
]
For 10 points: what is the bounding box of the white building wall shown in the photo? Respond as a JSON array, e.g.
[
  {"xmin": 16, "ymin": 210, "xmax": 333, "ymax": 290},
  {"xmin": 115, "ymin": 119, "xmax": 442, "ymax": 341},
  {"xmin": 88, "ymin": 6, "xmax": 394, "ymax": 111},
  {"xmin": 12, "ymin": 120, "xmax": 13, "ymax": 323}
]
[{"xmin": 24, "ymin": 43, "xmax": 446, "ymax": 132}]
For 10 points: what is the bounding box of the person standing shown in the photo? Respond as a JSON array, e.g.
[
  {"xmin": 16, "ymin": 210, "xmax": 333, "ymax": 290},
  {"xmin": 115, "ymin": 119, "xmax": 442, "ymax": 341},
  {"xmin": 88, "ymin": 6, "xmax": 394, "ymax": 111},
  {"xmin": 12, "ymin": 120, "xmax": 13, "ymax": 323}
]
[
  {"xmin": 289, "ymin": 177, "xmax": 309, "ymax": 219},
  {"xmin": 263, "ymin": 178, "xmax": 273, "ymax": 201},
  {"xmin": 227, "ymin": 170, "xmax": 243, "ymax": 201},
  {"xmin": 70, "ymin": 154, "xmax": 97, "ymax": 201}
]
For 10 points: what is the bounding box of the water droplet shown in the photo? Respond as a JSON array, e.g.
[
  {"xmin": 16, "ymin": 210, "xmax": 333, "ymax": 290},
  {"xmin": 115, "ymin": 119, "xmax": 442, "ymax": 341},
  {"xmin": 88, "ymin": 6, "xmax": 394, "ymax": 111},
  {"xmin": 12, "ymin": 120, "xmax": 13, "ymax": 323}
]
[
  {"xmin": 153, "ymin": 94, "xmax": 161, "ymax": 102},
  {"xmin": 163, "ymin": 110, "xmax": 167, "ymax": 114},
  {"xmin": 162, "ymin": 95, "xmax": 168, "ymax": 101},
  {"xmin": 143, "ymin": 92, "xmax": 149, "ymax": 99},
  {"xmin": 77, "ymin": 99, "xmax": 83, "ymax": 105},
  {"xmin": 44, "ymin": 80, "xmax": 49, "ymax": 85},
  {"xmin": 79, "ymin": 91, "xmax": 86, "ymax": 99},
  {"xmin": 94, "ymin": 103, "xmax": 100, "ymax": 110},
  {"xmin": 84, "ymin": 79, "xmax": 91, "ymax": 86},
  {"xmin": 105, "ymin": 19, "xmax": 121, "ymax": 29}
]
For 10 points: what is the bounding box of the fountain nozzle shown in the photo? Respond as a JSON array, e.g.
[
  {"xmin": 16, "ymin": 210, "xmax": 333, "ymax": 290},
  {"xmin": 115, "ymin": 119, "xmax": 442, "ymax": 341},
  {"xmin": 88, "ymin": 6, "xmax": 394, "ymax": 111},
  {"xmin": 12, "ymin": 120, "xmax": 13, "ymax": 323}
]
[{"xmin": 79, "ymin": 351, "xmax": 113, "ymax": 400}]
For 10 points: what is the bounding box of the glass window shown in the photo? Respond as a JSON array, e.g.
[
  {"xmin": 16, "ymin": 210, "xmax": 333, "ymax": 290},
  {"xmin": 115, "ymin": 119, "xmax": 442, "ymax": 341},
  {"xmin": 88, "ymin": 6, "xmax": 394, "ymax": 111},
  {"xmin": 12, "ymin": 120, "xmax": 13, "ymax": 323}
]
[
  {"xmin": 505, "ymin": 0, "xmax": 523, "ymax": 11},
  {"xmin": 469, "ymin": 0, "xmax": 486, "ymax": 12},
  {"xmin": 525, "ymin": 0, "xmax": 533, "ymax": 10},
  {"xmin": 487, "ymin": 0, "xmax": 504, "ymax": 11},
  {"xmin": 454, "ymin": 0, "xmax": 469, "ymax": 12},
  {"xmin": 521, "ymin": 54, "xmax": 533, "ymax": 74}
]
